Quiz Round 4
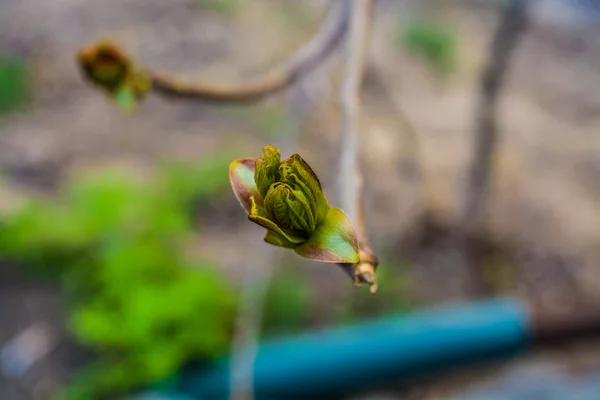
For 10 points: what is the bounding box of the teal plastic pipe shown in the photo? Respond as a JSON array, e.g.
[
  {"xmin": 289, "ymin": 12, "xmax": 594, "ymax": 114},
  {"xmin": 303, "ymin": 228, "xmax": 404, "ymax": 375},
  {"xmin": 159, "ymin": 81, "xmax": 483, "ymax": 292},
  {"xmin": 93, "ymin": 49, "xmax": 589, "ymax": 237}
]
[{"xmin": 164, "ymin": 298, "xmax": 530, "ymax": 399}]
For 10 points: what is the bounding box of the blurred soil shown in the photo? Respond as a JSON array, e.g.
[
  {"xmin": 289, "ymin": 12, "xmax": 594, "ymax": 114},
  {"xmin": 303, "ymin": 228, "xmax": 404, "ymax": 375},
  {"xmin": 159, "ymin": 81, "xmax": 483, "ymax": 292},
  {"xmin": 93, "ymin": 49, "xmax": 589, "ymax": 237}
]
[{"xmin": 1, "ymin": 0, "xmax": 600, "ymax": 398}]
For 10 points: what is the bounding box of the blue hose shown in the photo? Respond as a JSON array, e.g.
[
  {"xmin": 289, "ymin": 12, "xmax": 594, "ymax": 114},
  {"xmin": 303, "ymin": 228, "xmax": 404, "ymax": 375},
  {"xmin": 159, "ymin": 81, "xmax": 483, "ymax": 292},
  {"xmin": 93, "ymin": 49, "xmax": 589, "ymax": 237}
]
[{"xmin": 155, "ymin": 298, "xmax": 530, "ymax": 399}]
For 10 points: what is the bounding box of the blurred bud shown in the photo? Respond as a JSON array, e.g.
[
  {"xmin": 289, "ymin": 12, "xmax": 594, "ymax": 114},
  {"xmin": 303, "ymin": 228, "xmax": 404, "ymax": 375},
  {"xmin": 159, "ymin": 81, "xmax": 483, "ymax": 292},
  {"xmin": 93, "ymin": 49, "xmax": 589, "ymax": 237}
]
[{"xmin": 76, "ymin": 40, "xmax": 151, "ymax": 112}]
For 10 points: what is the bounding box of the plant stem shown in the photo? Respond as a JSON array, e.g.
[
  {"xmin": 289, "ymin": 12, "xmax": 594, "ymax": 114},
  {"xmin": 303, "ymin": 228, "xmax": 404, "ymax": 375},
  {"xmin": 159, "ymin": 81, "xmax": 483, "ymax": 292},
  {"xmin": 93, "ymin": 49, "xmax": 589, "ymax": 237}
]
[{"xmin": 337, "ymin": 0, "xmax": 378, "ymax": 293}]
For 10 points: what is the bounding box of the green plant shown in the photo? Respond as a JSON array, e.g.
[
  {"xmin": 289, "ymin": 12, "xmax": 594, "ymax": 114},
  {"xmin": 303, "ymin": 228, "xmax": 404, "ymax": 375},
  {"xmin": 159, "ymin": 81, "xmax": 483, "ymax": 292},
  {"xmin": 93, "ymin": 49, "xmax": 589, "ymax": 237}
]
[
  {"xmin": 0, "ymin": 53, "xmax": 30, "ymax": 113},
  {"xmin": 0, "ymin": 154, "xmax": 237, "ymax": 400},
  {"xmin": 399, "ymin": 19, "xmax": 457, "ymax": 76}
]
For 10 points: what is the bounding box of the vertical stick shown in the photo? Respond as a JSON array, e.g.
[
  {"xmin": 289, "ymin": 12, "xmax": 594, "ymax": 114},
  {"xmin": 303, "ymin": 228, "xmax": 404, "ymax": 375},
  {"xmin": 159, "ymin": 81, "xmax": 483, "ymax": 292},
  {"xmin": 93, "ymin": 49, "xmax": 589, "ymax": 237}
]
[
  {"xmin": 337, "ymin": 0, "xmax": 378, "ymax": 292},
  {"xmin": 458, "ymin": 0, "xmax": 529, "ymax": 296},
  {"xmin": 461, "ymin": 0, "xmax": 529, "ymax": 233}
]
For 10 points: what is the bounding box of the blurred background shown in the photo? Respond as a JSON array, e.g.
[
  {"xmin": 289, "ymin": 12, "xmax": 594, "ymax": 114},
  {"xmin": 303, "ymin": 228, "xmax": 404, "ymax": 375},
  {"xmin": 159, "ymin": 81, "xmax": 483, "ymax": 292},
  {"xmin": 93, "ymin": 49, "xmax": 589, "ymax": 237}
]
[{"xmin": 1, "ymin": 0, "xmax": 600, "ymax": 399}]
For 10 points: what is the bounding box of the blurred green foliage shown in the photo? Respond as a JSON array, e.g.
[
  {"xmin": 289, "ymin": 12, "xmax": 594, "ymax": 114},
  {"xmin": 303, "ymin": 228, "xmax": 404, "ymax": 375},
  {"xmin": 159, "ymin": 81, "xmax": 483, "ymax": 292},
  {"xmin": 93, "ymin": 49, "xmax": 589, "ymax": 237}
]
[
  {"xmin": 0, "ymin": 153, "xmax": 237, "ymax": 399},
  {"xmin": 399, "ymin": 19, "xmax": 457, "ymax": 76},
  {"xmin": 0, "ymin": 141, "xmax": 414, "ymax": 398},
  {"xmin": 0, "ymin": 53, "xmax": 30, "ymax": 114}
]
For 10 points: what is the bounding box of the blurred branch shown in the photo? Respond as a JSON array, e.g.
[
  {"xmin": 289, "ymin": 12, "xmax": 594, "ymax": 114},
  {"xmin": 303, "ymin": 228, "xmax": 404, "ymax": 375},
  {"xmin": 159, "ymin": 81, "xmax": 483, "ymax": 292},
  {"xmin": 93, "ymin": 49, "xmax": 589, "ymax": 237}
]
[
  {"xmin": 454, "ymin": 0, "xmax": 529, "ymax": 296},
  {"xmin": 77, "ymin": 0, "xmax": 350, "ymax": 104},
  {"xmin": 229, "ymin": 244, "xmax": 276, "ymax": 400},
  {"xmin": 460, "ymin": 0, "xmax": 529, "ymax": 233},
  {"xmin": 337, "ymin": 0, "xmax": 378, "ymax": 293},
  {"xmin": 531, "ymin": 300, "xmax": 600, "ymax": 347}
]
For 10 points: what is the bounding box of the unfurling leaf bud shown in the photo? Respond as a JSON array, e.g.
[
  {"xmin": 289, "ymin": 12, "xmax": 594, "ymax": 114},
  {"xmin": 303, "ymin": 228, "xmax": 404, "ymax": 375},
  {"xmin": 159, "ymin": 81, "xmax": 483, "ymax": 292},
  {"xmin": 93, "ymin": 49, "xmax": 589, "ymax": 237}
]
[
  {"xmin": 264, "ymin": 182, "xmax": 316, "ymax": 234},
  {"xmin": 254, "ymin": 145, "xmax": 281, "ymax": 199},
  {"xmin": 229, "ymin": 146, "xmax": 360, "ymax": 264}
]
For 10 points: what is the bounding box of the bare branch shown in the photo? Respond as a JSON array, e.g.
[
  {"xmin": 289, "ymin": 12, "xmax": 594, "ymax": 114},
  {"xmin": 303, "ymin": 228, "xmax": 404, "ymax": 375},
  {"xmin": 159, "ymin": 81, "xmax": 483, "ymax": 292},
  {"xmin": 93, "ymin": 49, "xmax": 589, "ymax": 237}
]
[
  {"xmin": 453, "ymin": 0, "xmax": 529, "ymax": 297},
  {"xmin": 460, "ymin": 0, "xmax": 529, "ymax": 233},
  {"xmin": 78, "ymin": 1, "xmax": 350, "ymax": 104},
  {"xmin": 228, "ymin": 244, "xmax": 275, "ymax": 400},
  {"xmin": 336, "ymin": 0, "xmax": 378, "ymax": 293}
]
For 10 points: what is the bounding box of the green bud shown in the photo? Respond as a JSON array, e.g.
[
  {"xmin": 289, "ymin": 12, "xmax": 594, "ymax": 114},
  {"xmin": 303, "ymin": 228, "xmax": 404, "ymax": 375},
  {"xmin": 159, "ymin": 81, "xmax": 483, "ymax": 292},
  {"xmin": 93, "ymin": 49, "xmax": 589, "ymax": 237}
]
[
  {"xmin": 263, "ymin": 183, "xmax": 316, "ymax": 234},
  {"xmin": 229, "ymin": 146, "xmax": 360, "ymax": 264},
  {"xmin": 77, "ymin": 40, "xmax": 152, "ymax": 112},
  {"xmin": 78, "ymin": 41, "xmax": 128, "ymax": 92},
  {"xmin": 280, "ymin": 154, "xmax": 328, "ymax": 224},
  {"xmin": 247, "ymin": 196, "xmax": 305, "ymax": 247},
  {"xmin": 254, "ymin": 145, "xmax": 281, "ymax": 199}
]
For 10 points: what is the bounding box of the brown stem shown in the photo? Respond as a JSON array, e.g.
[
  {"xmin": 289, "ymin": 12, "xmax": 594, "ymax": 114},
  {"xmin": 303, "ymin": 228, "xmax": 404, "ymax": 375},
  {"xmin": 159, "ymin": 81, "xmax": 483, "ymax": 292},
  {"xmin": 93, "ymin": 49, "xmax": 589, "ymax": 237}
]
[{"xmin": 337, "ymin": 0, "xmax": 378, "ymax": 293}]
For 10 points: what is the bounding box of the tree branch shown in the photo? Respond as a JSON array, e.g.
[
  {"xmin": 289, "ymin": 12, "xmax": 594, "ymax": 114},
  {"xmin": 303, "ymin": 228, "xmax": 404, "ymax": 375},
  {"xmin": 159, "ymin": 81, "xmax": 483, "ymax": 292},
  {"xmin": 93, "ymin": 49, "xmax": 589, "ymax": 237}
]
[
  {"xmin": 460, "ymin": 0, "xmax": 529, "ymax": 233},
  {"xmin": 228, "ymin": 244, "xmax": 275, "ymax": 400},
  {"xmin": 336, "ymin": 0, "xmax": 378, "ymax": 293},
  {"xmin": 77, "ymin": 0, "xmax": 350, "ymax": 104}
]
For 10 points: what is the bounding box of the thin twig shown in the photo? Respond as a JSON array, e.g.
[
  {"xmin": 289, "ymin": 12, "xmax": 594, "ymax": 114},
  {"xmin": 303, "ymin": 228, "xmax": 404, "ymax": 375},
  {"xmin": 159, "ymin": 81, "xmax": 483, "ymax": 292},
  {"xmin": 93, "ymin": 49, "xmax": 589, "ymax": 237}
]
[
  {"xmin": 228, "ymin": 244, "xmax": 275, "ymax": 400},
  {"xmin": 227, "ymin": 106, "xmax": 303, "ymax": 400},
  {"xmin": 227, "ymin": 25, "xmax": 346, "ymax": 398},
  {"xmin": 147, "ymin": 0, "xmax": 351, "ymax": 103},
  {"xmin": 337, "ymin": 0, "xmax": 378, "ymax": 293},
  {"xmin": 77, "ymin": 1, "xmax": 349, "ymax": 103},
  {"xmin": 460, "ymin": 0, "xmax": 529, "ymax": 233},
  {"xmin": 454, "ymin": 0, "xmax": 529, "ymax": 296}
]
